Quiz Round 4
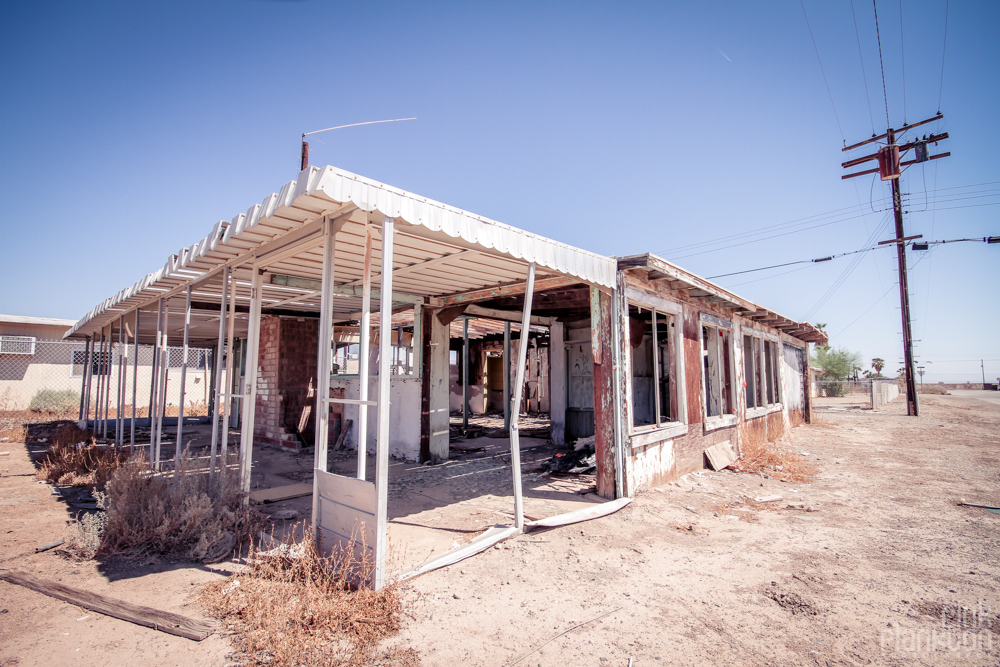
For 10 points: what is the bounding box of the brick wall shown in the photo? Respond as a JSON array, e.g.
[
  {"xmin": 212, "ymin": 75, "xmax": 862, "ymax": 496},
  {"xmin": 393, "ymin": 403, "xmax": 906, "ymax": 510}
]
[{"xmin": 254, "ymin": 316, "xmax": 341, "ymax": 451}]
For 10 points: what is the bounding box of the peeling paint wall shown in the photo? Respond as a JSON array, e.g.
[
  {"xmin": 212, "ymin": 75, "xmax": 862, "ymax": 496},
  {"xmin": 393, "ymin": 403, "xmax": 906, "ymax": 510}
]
[{"xmin": 617, "ymin": 270, "xmax": 813, "ymax": 495}]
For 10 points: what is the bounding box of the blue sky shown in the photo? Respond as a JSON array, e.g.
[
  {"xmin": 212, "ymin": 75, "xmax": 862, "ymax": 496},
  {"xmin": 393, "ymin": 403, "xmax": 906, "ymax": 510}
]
[{"xmin": 1, "ymin": 1, "xmax": 997, "ymax": 382}]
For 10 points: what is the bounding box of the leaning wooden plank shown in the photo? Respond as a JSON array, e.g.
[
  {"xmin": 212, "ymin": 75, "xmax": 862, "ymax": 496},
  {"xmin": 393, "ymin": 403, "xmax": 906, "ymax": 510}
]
[
  {"xmin": 705, "ymin": 442, "xmax": 737, "ymax": 471},
  {"xmin": 249, "ymin": 482, "xmax": 313, "ymax": 504},
  {"xmin": 393, "ymin": 525, "xmax": 519, "ymax": 583},
  {"xmin": 0, "ymin": 570, "xmax": 214, "ymax": 641},
  {"xmin": 333, "ymin": 419, "xmax": 353, "ymax": 450},
  {"xmin": 524, "ymin": 497, "xmax": 632, "ymax": 529}
]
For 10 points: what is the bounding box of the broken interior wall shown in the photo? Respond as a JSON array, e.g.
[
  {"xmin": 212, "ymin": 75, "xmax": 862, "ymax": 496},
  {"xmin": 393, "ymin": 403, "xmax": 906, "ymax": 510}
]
[
  {"xmin": 330, "ymin": 376, "xmax": 422, "ymax": 461},
  {"xmin": 420, "ymin": 307, "xmax": 450, "ymax": 463}
]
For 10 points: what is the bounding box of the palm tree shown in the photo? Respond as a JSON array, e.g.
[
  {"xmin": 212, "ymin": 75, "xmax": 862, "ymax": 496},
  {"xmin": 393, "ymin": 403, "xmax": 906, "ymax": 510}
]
[{"xmin": 871, "ymin": 358, "xmax": 885, "ymax": 377}]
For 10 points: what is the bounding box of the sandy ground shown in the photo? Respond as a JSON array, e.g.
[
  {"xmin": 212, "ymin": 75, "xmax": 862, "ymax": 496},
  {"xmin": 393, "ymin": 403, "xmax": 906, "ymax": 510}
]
[{"xmin": 1, "ymin": 393, "xmax": 998, "ymax": 666}]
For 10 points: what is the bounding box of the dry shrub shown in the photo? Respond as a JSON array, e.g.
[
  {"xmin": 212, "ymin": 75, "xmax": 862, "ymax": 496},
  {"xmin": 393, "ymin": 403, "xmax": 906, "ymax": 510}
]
[
  {"xmin": 36, "ymin": 423, "xmax": 130, "ymax": 491},
  {"xmin": 735, "ymin": 426, "xmax": 816, "ymax": 483},
  {"xmin": 200, "ymin": 526, "xmax": 410, "ymax": 667},
  {"xmin": 92, "ymin": 453, "xmax": 264, "ymax": 561}
]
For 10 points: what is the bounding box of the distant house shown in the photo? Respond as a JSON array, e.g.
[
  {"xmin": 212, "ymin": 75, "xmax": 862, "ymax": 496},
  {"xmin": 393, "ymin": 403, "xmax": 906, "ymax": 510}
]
[{"xmin": 0, "ymin": 314, "xmax": 79, "ymax": 412}]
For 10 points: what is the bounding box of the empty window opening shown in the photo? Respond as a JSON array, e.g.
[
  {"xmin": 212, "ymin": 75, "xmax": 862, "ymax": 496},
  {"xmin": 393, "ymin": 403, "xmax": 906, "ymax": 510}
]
[
  {"xmin": 629, "ymin": 306, "xmax": 676, "ymax": 428},
  {"xmin": 702, "ymin": 323, "xmax": 733, "ymax": 418},
  {"xmin": 744, "ymin": 334, "xmax": 781, "ymax": 409}
]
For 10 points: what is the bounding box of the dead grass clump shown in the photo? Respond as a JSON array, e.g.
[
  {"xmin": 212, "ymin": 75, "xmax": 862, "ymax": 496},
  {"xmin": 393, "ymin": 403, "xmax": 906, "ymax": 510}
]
[
  {"xmin": 200, "ymin": 526, "xmax": 408, "ymax": 667},
  {"xmin": 735, "ymin": 427, "xmax": 816, "ymax": 483},
  {"xmin": 36, "ymin": 423, "xmax": 130, "ymax": 491},
  {"xmin": 918, "ymin": 383, "xmax": 950, "ymax": 395},
  {"xmin": 90, "ymin": 453, "xmax": 264, "ymax": 562}
]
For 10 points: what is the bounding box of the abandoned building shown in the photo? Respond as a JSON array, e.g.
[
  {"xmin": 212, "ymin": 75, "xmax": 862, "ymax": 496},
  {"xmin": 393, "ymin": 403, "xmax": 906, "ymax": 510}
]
[{"xmin": 64, "ymin": 165, "xmax": 827, "ymax": 586}]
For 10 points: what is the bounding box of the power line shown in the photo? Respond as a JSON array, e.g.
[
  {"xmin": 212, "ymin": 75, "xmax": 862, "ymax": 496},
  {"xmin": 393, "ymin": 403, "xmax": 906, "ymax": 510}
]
[
  {"xmin": 708, "ymin": 243, "xmax": 887, "ymax": 280},
  {"xmin": 656, "ymin": 205, "xmax": 894, "ymax": 261},
  {"xmin": 873, "ymin": 0, "xmax": 891, "ymax": 127},
  {"xmin": 801, "ymin": 211, "xmax": 893, "ymax": 322},
  {"xmin": 938, "ymin": 0, "xmax": 950, "ymax": 112},
  {"xmin": 850, "ymin": 0, "xmax": 877, "ymax": 135},
  {"xmin": 832, "ymin": 244, "xmax": 936, "ymax": 337},
  {"xmin": 800, "ymin": 0, "xmax": 844, "ymax": 140},
  {"xmin": 899, "ymin": 0, "xmax": 907, "ymax": 123}
]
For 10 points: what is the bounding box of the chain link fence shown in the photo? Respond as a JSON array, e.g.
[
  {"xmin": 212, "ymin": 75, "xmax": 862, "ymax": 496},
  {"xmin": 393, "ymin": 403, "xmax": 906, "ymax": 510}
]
[{"xmin": 0, "ymin": 339, "xmax": 212, "ymax": 441}]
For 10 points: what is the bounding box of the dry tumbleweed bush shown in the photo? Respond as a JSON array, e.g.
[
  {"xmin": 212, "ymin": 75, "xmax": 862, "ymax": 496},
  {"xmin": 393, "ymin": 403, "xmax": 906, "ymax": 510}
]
[
  {"xmin": 200, "ymin": 525, "xmax": 415, "ymax": 667},
  {"xmin": 36, "ymin": 423, "xmax": 130, "ymax": 491},
  {"xmin": 735, "ymin": 426, "xmax": 816, "ymax": 483},
  {"xmin": 74, "ymin": 452, "xmax": 263, "ymax": 561}
]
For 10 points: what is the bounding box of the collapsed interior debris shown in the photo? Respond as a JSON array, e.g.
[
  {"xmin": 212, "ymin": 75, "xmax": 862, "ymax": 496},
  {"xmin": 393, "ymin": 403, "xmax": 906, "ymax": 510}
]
[{"xmin": 65, "ymin": 165, "xmax": 827, "ymax": 586}]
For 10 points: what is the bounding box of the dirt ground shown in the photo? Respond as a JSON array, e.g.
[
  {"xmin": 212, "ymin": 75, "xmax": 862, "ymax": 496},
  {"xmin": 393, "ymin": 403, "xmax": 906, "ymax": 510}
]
[{"xmin": 1, "ymin": 392, "xmax": 998, "ymax": 666}]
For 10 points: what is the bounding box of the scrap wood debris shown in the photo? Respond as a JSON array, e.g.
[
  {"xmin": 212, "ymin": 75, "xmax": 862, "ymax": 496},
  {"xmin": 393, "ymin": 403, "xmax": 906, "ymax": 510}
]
[{"xmin": 0, "ymin": 569, "xmax": 215, "ymax": 640}]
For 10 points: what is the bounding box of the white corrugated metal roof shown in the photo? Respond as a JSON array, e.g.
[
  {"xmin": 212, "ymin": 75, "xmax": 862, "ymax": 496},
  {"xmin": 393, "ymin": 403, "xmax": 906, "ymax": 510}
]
[
  {"xmin": 65, "ymin": 165, "xmax": 617, "ymax": 341},
  {"xmin": 0, "ymin": 314, "xmax": 77, "ymax": 327}
]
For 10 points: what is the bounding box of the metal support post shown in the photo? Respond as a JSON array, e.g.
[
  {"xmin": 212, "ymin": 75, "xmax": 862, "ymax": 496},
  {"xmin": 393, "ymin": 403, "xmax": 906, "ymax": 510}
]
[
  {"xmin": 176, "ymin": 285, "xmax": 192, "ymax": 467},
  {"xmin": 314, "ymin": 218, "xmax": 336, "ymax": 489},
  {"xmin": 503, "ymin": 322, "xmax": 511, "ymax": 433},
  {"xmin": 210, "ymin": 267, "xmax": 230, "ymax": 476},
  {"xmin": 239, "ymin": 267, "xmax": 264, "ymax": 498},
  {"xmin": 222, "ymin": 269, "xmax": 238, "ymax": 459},
  {"xmin": 463, "ymin": 318, "xmax": 469, "ymax": 428},
  {"xmin": 357, "ymin": 226, "xmax": 372, "ymax": 480},
  {"xmin": 374, "ymin": 217, "xmax": 395, "ymax": 589},
  {"xmin": 508, "ymin": 263, "xmax": 536, "ymax": 530},
  {"xmin": 130, "ymin": 309, "xmax": 139, "ymax": 446},
  {"xmin": 78, "ymin": 336, "xmax": 91, "ymax": 425}
]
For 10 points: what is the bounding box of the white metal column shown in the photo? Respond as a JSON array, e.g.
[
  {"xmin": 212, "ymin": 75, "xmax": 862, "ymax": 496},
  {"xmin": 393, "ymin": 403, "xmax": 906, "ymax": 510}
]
[
  {"xmin": 503, "ymin": 322, "xmax": 511, "ymax": 432},
  {"xmin": 176, "ymin": 285, "xmax": 192, "ymax": 467},
  {"xmin": 130, "ymin": 309, "xmax": 139, "ymax": 446},
  {"xmin": 462, "ymin": 318, "xmax": 469, "ymax": 428},
  {"xmin": 239, "ymin": 267, "xmax": 264, "ymax": 497},
  {"xmin": 374, "ymin": 217, "xmax": 395, "ymax": 589},
  {"xmin": 314, "ymin": 218, "xmax": 336, "ymax": 479},
  {"xmin": 78, "ymin": 336, "xmax": 91, "ymax": 427},
  {"xmin": 222, "ymin": 269, "xmax": 238, "ymax": 458},
  {"xmin": 508, "ymin": 263, "xmax": 536, "ymax": 530},
  {"xmin": 149, "ymin": 300, "xmax": 163, "ymax": 466},
  {"xmin": 116, "ymin": 315, "xmax": 125, "ymax": 448},
  {"xmin": 209, "ymin": 267, "xmax": 230, "ymax": 476},
  {"xmin": 154, "ymin": 305, "xmax": 170, "ymax": 469},
  {"xmin": 357, "ymin": 226, "xmax": 372, "ymax": 480}
]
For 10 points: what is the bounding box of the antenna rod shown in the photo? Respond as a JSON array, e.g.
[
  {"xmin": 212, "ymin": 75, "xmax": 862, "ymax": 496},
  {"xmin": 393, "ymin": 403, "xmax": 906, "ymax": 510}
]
[{"xmin": 299, "ymin": 117, "xmax": 416, "ymax": 171}]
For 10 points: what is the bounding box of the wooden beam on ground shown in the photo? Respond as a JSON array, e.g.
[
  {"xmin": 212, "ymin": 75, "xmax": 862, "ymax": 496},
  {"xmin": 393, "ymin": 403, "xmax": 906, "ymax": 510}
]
[
  {"xmin": 0, "ymin": 570, "xmax": 215, "ymax": 641},
  {"xmin": 438, "ymin": 275, "xmax": 579, "ymax": 306}
]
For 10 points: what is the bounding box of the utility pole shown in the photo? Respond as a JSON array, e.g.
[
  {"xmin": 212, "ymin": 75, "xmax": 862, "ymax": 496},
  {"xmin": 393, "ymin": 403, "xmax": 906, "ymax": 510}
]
[{"xmin": 842, "ymin": 113, "xmax": 951, "ymax": 416}]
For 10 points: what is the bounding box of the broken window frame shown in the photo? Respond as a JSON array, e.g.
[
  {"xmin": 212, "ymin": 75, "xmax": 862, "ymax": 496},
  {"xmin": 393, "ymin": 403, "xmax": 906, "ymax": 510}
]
[
  {"xmin": 741, "ymin": 327, "xmax": 782, "ymax": 414},
  {"xmin": 625, "ymin": 296, "xmax": 687, "ymax": 439},
  {"xmin": 700, "ymin": 314, "xmax": 736, "ymax": 427}
]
